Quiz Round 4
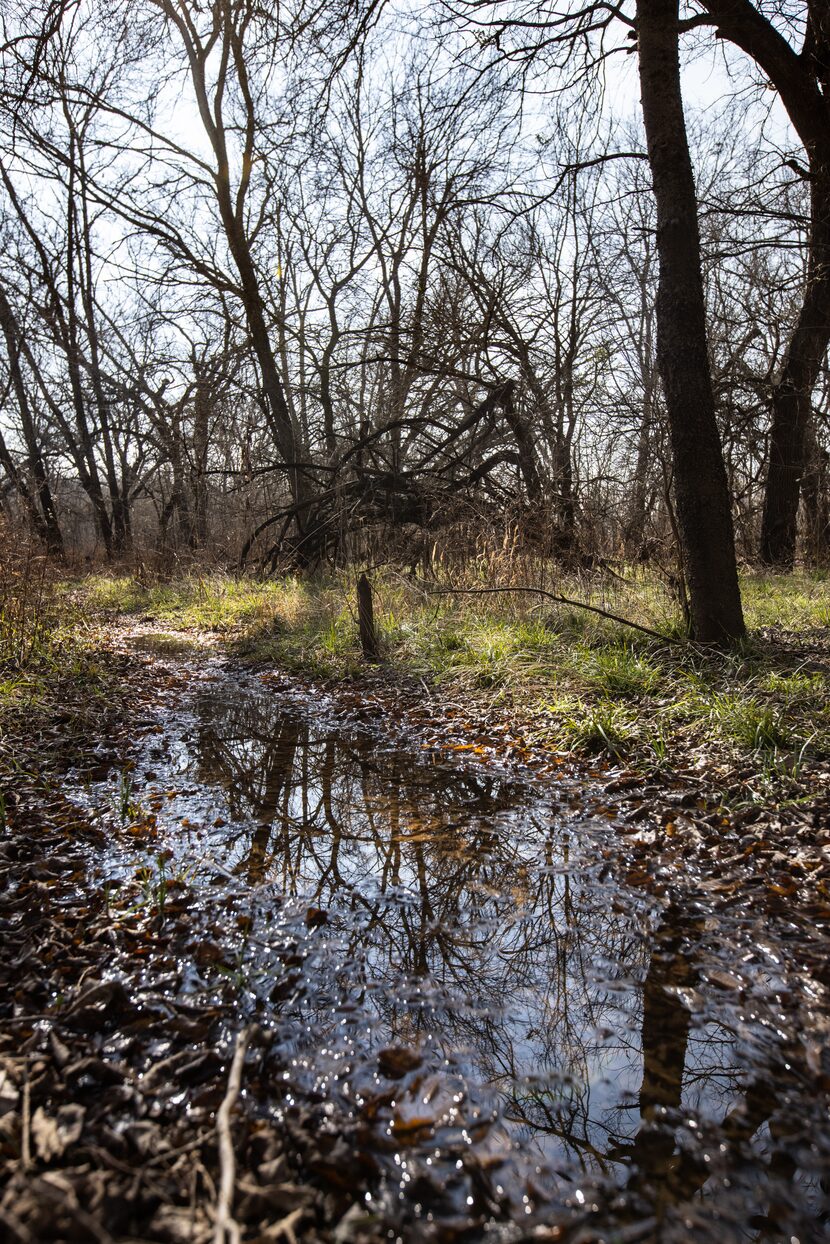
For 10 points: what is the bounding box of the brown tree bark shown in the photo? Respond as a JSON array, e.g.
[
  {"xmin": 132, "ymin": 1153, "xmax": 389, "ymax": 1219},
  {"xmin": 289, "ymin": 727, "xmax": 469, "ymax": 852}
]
[
  {"xmin": 0, "ymin": 163, "xmax": 115, "ymax": 558},
  {"xmin": 760, "ymin": 166, "xmax": 830, "ymax": 565},
  {"xmin": 697, "ymin": 0, "xmax": 830, "ymax": 567},
  {"xmin": 801, "ymin": 418, "xmax": 830, "ymax": 565},
  {"xmin": 636, "ymin": 0, "xmax": 745, "ymax": 642}
]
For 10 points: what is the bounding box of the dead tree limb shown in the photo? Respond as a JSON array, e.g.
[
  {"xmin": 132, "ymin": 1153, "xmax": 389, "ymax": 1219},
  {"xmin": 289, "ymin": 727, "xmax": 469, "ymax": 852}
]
[{"xmin": 418, "ymin": 584, "xmax": 682, "ymax": 645}]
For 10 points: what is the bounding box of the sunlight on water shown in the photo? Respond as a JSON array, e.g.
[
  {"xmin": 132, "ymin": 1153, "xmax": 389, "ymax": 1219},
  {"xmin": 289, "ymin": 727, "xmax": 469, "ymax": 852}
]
[{"xmin": 70, "ymin": 659, "xmax": 830, "ymax": 1241}]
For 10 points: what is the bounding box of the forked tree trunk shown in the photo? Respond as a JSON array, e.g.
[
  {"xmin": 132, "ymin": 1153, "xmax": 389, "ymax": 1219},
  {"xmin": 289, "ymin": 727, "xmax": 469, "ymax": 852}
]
[{"xmin": 636, "ymin": 0, "xmax": 745, "ymax": 643}]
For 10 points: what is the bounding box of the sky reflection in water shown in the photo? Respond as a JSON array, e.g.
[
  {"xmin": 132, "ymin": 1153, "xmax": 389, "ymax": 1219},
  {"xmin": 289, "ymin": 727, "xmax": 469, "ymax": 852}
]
[{"xmin": 87, "ymin": 667, "xmax": 830, "ymax": 1240}]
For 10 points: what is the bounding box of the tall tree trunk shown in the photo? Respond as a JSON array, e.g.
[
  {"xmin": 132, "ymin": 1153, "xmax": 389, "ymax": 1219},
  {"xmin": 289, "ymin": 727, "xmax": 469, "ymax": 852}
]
[
  {"xmin": 500, "ymin": 380, "xmax": 543, "ymax": 501},
  {"xmin": 760, "ymin": 167, "xmax": 830, "ymax": 566},
  {"xmin": 636, "ymin": 0, "xmax": 745, "ymax": 642},
  {"xmin": 696, "ymin": 1, "xmax": 830, "ymax": 569},
  {"xmin": 0, "ymin": 163, "xmax": 113, "ymax": 558},
  {"xmin": 625, "ymin": 368, "xmax": 659, "ymax": 557},
  {"xmin": 0, "ymin": 426, "xmax": 62, "ymax": 556},
  {"xmin": 192, "ymin": 375, "xmax": 211, "ymax": 546},
  {"xmin": 75, "ymin": 134, "xmax": 131, "ymax": 555},
  {"xmin": 801, "ymin": 418, "xmax": 830, "ymax": 566},
  {"xmin": 159, "ymin": 0, "xmax": 309, "ymax": 538}
]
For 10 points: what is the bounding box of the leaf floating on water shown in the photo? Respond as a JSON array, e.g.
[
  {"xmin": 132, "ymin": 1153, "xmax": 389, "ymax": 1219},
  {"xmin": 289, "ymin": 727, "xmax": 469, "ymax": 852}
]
[
  {"xmin": 377, "ymin": 1046, "xmax": 421, "ymax": 1079},
  {"xmin": 706, "ymin": 968, "xmax": 743, "ymax": 991},
  {"xmin": 390, "ymin": 1111, "xmax": 435, "ymax": 1135},
  {"xmin": 768, "ymin": 879, "xmax": 798, "ymax": 897}
]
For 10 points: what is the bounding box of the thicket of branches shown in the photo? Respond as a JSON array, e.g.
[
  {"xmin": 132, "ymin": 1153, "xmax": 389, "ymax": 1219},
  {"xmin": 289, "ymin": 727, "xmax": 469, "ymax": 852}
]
[{"xmin": 0, "ymin": 0, "xmax": 827, "ymax": 589}]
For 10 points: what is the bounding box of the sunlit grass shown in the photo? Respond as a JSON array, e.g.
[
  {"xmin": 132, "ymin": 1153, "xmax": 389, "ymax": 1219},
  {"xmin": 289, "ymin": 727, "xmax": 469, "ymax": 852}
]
[
  {"xmin": 558, "ymin": 699, "xmax": 638, "ymax": 758},
  {"xmin": 68, "ymin": 567, "xmax": 830, "ymax": 780},
  {"xmin": 707, "ymin": 692, "xmax": 789, "ymax": 752},
  {"xmin": 0, "ymin": 565, "xmax": 118, "ymax": 760},
  {"xmin": 740, "ymin": 571, "xmax": 830, "ymax": 629},
  {"xmin": 79, "ymin": 571, "xmax": 315, "ymax": 632}
]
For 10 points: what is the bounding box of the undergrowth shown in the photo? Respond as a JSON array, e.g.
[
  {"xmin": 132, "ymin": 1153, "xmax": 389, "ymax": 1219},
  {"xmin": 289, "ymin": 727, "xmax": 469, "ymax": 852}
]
[
  {"xmin": 0, "ymin": 549, "xmax": 115, "ymax": 768},
  {"xmin": 73, "ymin": 566, "xmax": 830, "ymax": 790}
]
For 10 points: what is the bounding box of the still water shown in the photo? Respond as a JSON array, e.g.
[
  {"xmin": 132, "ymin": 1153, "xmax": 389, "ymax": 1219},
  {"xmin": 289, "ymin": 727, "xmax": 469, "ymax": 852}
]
[{"xmin": 77, "ymin": 656, "xmax": 830, "ymax": 1241}]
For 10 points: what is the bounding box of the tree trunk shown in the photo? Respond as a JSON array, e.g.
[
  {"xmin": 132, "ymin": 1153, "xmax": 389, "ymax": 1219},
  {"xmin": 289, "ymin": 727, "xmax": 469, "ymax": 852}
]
[
  {"xmin": 500, "ymin": 381, "xmax": 543, "ymax": 501},
  {"xmin": 191, "ymin": 375, "xmax": 211, "ymax": 546},
  {"xmin": 695, "ymin": 1, "xmax": 830, "ymax": 569},
  {"xmin": 636, "ymin": 0, "xmax": 745, "ymax": 642},
  {"xmin": 0, "ymin": 289, "xmax": 64, "ymax": 557},
  {"xmin": 760, "ymin": 167, "xmax": 830, "ymax": 567},
  {"xmin": 0, "ymin": 426, "xmax": 62, "ymax": 556},
  {"xmin": 625, "ymin": 371, "xmax": 658, "ymax": 557},
  {"xmin": 357, "ymin": 573, "xmax": 380, "ymax": 661},
  {"xmin": 801, "ymin": 419, "xmax": 830, "ymax": 566}
]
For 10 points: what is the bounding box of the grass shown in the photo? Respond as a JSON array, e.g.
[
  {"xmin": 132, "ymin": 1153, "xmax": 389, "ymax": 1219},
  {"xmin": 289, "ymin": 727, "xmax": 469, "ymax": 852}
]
[
  {"xmin": 81, "ymin": 572, "xmax": 317, "ymax": 633},
  {"xmin": 65, "ymin": 566, "xmax": 830, "ymax": 797},
  {"xmin": 0, "ymin": 551, "xmax": 122, "ymax": 775}
]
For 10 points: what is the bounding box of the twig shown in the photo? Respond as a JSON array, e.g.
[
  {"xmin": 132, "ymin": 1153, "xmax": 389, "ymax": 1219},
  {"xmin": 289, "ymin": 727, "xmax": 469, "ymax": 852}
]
[
  {"xmin": 419, "ymin": 584, "xmax": 682, "ymax": 645},
  {"xmin": 213, "ymin": 1027, "xmax": 251, "ymax": 1244},
  {"xmin": 0, "ymin": 1205, "xmax": 34, "ymax": 1243},
  {"xmin": 20, "ymin": 1064, "xmax": 30, "ymax": 1172},
  {"xmin": 264, "ymin": 1207, "xmax": 305, "ymax": 1243}
]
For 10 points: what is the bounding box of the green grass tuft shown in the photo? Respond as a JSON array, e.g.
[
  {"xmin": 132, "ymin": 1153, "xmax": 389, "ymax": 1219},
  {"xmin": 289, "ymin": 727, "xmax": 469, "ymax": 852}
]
[{"xmin": 64, "ymin": 566, "xmax": 830, "ymax": 795}]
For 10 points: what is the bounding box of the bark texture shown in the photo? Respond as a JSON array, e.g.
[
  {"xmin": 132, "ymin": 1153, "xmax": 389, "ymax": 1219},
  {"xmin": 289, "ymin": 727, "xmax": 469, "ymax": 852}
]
[
  {"xmin": 760, "ymin": 167, "xmax": 830, "ymax": 565},
  {"xmin": 699, "ymin": 0, "xmax": 830, "ymax": 567},
  {"xmin": 636, "ymin": 0, "xmax": 745, "ymax": 642}
]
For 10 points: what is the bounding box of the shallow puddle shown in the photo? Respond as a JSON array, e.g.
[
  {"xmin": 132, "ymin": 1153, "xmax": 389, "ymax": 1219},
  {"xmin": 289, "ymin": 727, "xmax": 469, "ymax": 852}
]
[{"xmin": 70, "ymin": 654, "xmax": 830, "ymax": 1241}]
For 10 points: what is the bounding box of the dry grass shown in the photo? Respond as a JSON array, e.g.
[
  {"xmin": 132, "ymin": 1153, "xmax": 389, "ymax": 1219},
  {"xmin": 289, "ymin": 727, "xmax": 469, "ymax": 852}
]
[{"xmin": 72, "ymin": 565, "xmax": 830, "ymax": 798}]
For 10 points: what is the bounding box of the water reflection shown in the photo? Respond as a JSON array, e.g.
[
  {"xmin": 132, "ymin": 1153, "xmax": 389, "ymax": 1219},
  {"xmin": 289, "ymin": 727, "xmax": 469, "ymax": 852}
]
[{"xmin": 119, "ymin": 674, "xmax": 830, "ymax": 1238}]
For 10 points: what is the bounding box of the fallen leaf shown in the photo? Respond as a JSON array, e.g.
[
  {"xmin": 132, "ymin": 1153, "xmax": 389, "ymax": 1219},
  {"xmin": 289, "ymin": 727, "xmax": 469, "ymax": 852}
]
[{"xmin": 32, "ymin": 1104, "xmax": 85, "ymax": 1160}]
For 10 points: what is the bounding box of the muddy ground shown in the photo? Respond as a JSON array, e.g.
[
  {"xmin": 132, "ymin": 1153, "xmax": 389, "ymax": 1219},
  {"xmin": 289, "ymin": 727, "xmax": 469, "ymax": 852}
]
[{"xmin": 2, "ymin": 624, "xmax": 829, "ymax": 1243}]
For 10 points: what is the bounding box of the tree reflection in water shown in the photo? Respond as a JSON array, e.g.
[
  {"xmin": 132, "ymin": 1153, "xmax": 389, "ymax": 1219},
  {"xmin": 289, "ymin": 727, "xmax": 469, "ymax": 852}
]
[{"xmin": 143, "ymin": 680, "xmax": 830, "ymax": 1237}]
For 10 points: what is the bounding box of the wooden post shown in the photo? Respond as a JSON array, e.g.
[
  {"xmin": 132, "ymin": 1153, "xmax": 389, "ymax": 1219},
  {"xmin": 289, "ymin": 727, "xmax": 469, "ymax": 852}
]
[{"xmin": 357, "ymin": 573, "xmax": 379, "ymax": 661}]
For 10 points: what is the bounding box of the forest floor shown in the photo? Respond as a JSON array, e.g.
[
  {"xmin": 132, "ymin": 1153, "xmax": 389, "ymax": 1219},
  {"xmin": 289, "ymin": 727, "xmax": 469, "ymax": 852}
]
[
  {"xmin": 78, "ymin": 566, "xmax": 830, "ymax": 824},
  {"xmin": 2, "ymin": 566, "xmax": 830, "ymax": 1242}
]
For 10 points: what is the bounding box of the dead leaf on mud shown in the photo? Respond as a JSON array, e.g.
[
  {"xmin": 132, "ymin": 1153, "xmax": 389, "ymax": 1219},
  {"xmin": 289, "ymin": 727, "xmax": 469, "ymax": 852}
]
[
  {"xmin": 32, "ymin": 1104, "xmax": 85, "ymax": 1159},
  {"xmin": 150, "ymin": 1203, "xmax": 212, "ymax": 1243},
  {"xmin": 0, "ymin": 1069, "xmax": 19, "ymax": 1116}
]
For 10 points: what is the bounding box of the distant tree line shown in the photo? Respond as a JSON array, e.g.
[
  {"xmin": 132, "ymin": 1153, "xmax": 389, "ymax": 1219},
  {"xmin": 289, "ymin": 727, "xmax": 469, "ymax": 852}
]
[{"xmin": 0, "ymin": 0, "xmax": 828, "ymax": 639}]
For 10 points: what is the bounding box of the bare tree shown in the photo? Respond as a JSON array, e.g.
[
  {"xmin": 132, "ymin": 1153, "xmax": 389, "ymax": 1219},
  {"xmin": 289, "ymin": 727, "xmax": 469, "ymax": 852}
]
[{"xmin": 692, "ymin": 0, "xmax": 830, "ymax": 568}]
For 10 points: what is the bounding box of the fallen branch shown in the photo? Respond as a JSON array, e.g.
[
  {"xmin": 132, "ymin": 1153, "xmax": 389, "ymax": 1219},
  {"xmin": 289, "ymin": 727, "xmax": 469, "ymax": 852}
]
[
  {"xmin": 20, "ymin": 1065, "xmax": 30, "ymax": 1172},
  {"xmin": 213, "ymin": 1027, "xmax": 251, "ymax": 1244},
  {"xmin": 264, "ymin": 1206, "xmax": 305, "ymax": 1242},
  {"xmin": 418, "ymin": 584, "xmax": 682, "ymax": 645}
]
